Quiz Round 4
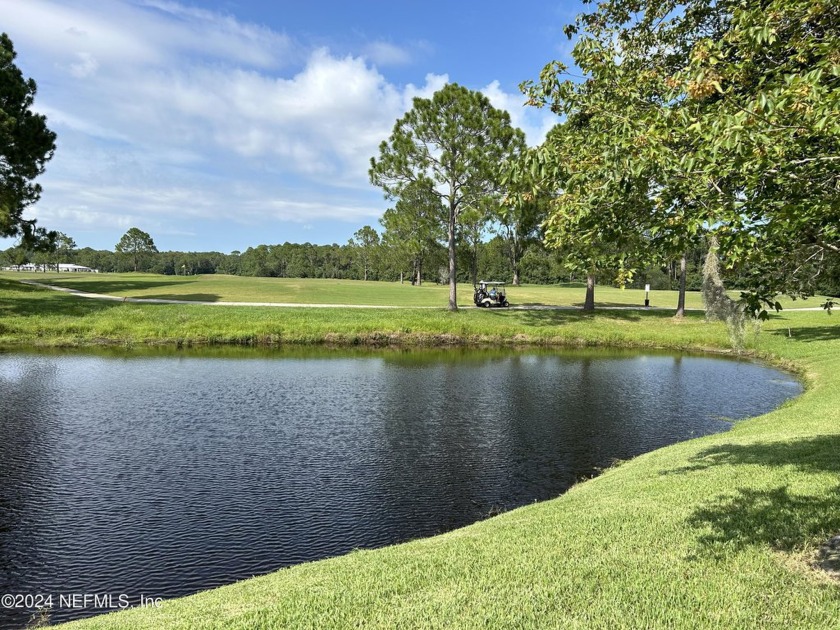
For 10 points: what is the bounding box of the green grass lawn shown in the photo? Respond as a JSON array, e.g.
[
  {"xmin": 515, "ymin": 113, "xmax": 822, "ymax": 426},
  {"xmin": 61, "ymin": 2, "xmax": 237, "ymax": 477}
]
[
  {"xmin": 1, "ymin": 275, "xmax": 838, "ymax": 628},
  {"xmin": 3, "ymin": 271, "xmax": 825, "ymax": 310}
]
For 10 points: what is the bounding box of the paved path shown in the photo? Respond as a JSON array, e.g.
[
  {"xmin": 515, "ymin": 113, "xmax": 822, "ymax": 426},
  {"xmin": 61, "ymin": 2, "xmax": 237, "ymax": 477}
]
[
  {"xmin": 18, "ymin": 280, "xmax": 827, "ymax": 311},
  {"xmin": 21, "ymin": 280, "xmax": 419, "ymax": 309}
]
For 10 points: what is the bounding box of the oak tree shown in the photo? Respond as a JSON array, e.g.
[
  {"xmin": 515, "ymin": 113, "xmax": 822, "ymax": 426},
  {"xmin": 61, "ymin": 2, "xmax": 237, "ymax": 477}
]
[{"xmin": 522, "ymin": 0, "xmax": 839, "ymax": 316}]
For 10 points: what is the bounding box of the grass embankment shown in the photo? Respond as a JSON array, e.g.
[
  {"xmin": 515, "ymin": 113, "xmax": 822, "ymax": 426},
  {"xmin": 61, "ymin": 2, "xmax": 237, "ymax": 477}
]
[
  {"xmin": 1, "ymin": 276, "xmax": 733, "ymax": 349},
  {"xmin": 0, "ymin": 274, "xmax": 818, "ymax": 349},
  {"xmin": 1, "ymin": 275, "xmax": 837, "ymax": 628}
]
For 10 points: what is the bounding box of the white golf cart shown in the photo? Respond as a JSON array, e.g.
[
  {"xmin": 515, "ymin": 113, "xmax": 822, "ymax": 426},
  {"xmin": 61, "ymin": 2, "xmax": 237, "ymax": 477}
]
[{"xmin": 473, "ymin": 281, "xmax": 510, "ymax": 308}]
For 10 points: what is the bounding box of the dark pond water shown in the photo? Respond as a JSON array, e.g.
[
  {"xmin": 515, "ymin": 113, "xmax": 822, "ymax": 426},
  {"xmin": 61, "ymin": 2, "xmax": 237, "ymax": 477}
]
[{"xmin": 0, "ymin": 348, "xmax": 801, "ymax": 627}]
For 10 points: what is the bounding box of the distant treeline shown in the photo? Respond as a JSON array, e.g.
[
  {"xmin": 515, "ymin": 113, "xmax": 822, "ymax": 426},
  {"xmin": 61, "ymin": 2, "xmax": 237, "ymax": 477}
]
[{"xmin": 3, "ymin": 237, "xmax": 839, "ymax": 296}]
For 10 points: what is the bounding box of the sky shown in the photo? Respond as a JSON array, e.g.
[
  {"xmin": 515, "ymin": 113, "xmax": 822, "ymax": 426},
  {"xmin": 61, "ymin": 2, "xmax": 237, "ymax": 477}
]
[{"xmin": 1, "ymin": 0, "xmax": 582, "ymax": 253}]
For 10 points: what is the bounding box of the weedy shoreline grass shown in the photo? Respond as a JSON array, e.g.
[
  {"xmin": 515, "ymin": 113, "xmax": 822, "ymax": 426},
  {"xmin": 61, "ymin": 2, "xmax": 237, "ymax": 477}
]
[{"xmin": 2, "ymin": 277, "xmax": 839, "ymax": 628}]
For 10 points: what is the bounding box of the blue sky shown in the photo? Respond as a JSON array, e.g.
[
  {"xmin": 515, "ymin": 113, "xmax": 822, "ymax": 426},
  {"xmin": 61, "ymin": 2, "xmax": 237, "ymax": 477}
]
[{"xmin": 1, "ymin": 0, "xmax": 581, "ymax": 253}]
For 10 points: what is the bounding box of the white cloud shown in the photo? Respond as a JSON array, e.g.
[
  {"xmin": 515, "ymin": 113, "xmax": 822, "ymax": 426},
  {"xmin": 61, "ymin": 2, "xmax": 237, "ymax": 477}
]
[
  {"xmin": 38, "ymin": 106, "xmax": 129, "ymax": 143},
  {"xmin": 481, "ymin": 80, "xmax": 558, "ymax": 146},
  {"xmin": 139, "ymin": 0, "xmax": 295, "ymax": 68},
  {"xmin": 403, "ymin": 73, "xmax": 450, "ymax": 105},
  {"xmin": 0, "ymin": 0, "xmax": 294, "ymax": 72},
  {"xmin": 68, "ymin": 52, "xmax": 99, "ymax": 78},
  {"xmin": 363, "ymin": 41, "xmax": 412, "ymax": 66},
  {"xmin": 36, "ymin": 206, "xmax": 136, "ymax": 231},
  {"xmin": 101, "ymin": 47, "xmax": 435, "ymax": 185},
  {"xmin": 242, "ymin": 198, "xmax": 383, "ymax": 224},
  {"xmin": 2, "ymin": 1, "xmax": 163, "ymax": 67}
]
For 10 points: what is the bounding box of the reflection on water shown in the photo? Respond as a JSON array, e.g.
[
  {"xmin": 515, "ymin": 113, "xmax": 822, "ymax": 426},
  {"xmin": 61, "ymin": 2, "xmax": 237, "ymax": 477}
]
[{"xmin": 0, "ymin": 347, "xmax": 800, "ymax": 627}]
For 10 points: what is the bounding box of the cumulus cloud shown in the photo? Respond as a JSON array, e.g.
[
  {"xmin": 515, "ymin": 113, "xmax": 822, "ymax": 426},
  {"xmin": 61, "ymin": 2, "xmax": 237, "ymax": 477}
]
[
  {"xmin": 403, "ymin": 72, "xmax": 450, "ymax": 104},
  {"xmin": 105, "ymin": 47, "xmax": 445, "ymax": 186}
]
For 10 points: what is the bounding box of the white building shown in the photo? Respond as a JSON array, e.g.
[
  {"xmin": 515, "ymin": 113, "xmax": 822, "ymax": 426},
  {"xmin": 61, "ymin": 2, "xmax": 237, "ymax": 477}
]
[
  {"xmin": 2, "ymin": 263, "xmax": 99, "ymax": 273},
  {"xmin": 57, "ymin": 263, "xmax": 98, "ymax": 273}
]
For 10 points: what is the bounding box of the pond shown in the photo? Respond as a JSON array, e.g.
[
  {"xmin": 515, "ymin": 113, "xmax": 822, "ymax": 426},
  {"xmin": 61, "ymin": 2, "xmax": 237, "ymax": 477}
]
[{"xmin": 0, "ymin": 348, "xmax": 801, "ymax": 626}]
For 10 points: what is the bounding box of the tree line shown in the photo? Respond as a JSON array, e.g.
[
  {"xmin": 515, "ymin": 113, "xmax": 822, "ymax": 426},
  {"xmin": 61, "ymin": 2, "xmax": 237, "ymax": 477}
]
[
  {"xmin": 5, "ymin": 225, "xmax": 837, "ymax": 299},
  {"xmin": 0, "ymin": 225, "xmax": 624, "ymax": 285}
]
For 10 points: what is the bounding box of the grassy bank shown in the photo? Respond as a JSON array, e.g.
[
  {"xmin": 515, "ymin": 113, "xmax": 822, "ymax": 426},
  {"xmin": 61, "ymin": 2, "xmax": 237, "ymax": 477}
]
[
  {"xmin": 1, "ymin": 276, "xmax": 837, "ymax": 628},
  {"xmin": 0, "ymin": 277, "xmax": 734, "ymax": 349}
]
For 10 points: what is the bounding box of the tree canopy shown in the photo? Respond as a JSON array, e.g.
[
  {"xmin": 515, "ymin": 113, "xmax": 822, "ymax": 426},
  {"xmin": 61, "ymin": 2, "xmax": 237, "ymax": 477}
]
[
  {"xmin": 349, "ymin": 225, "xmax": 380, "ymax": 281},
  {"xmin": 380, "ymin": 179, "xmax": 445, "ymax": 285},
  {"xmin": 0, "ymin": 33, "xmax": 56, "ymax": 245},
  {"xmin": 116, "ymin": 227, "xmax": 158, "ymax": 272}
]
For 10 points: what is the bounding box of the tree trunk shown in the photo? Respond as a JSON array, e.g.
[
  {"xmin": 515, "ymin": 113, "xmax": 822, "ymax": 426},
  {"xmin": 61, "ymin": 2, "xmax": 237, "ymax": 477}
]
[
  {"xmin": 675, "ymin": 253, "xmax": 687, "ymax": 318},
  {"xmin": 510, "ymin": 237, "xmax": 521, "ymax": 286},
  {"xmin": 448, "ymin": 200, "xmax": 458, "ymax": 311},
  {"xmin": 416, "ymin": 260, "xmax": 422, "ymax": 286},
  {"xmin": 584, "ymin": 273, "xmax": 595, "ymax": 311}
]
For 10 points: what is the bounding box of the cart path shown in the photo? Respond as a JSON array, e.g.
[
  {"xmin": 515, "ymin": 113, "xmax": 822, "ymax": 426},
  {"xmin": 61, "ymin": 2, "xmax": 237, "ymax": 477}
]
[
  {"xmin": 21, "ymin": 280, "xmax": 424, "ymax": 309},
  {"xmin": 17, "ymin": 279, "xmax": 827, "ymax": 311}
]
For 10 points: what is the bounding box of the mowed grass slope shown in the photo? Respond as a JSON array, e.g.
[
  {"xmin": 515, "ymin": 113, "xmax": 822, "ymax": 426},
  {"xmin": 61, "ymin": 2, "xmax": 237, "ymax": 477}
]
[{"xmin": 1, "ymin": 274, "xmax": 837, "ymax": 628}]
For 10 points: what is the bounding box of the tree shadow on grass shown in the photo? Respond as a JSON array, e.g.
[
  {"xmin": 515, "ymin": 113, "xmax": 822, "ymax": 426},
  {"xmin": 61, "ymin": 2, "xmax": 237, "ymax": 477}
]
[
  {"xmin": 688, "ymin": 484, "xmax": 840, "ymax": 553},
  {"xmin": 768, "ymin": 325, "xmax": 840, "ymax": 343},
  {"xmin": 27, "ymin": 277, "xmax": 195, "ymax": 295},
  {"xmin": 663, "ymin": 435, "xmax": 840, "ymax": 555},
  {"xmin": 570, "ymin": 301, "xmax": 667, "ymax": 308},
  {"xmin": 0, "ymin": 279, "xmax": 216, "ymax": 319},
  {"xmin": 0, "ymin": 279, "xmax": 126, "ymax": 318},
  {"xmin": 135, "ymin": 293, "xmax": 221, "ymax": 303},
  {"xmin": 664, "ymin": 434, "xmax": 840, "ymax": 477},
  {"xmin": 507, "ymin": 307, "xmax": 702, "ymax": 326}
]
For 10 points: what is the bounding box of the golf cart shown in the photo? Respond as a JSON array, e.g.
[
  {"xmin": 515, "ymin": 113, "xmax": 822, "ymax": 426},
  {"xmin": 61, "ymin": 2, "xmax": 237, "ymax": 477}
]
[{"xmin": 473, "ymin": 281, "xmax": 510, "ymax": 308}]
